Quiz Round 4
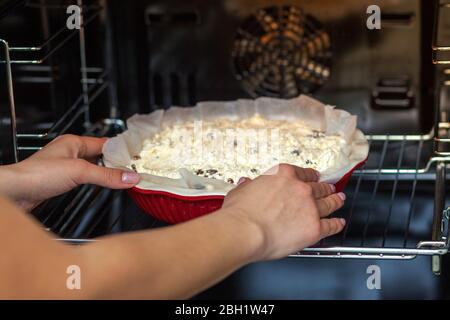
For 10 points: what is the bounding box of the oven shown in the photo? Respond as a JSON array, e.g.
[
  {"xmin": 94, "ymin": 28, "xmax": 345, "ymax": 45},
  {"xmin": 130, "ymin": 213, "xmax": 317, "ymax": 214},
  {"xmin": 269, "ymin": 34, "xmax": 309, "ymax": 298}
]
[{"xmin": 1, "ymin": 0, "xmax": 450, "ymax": 299}]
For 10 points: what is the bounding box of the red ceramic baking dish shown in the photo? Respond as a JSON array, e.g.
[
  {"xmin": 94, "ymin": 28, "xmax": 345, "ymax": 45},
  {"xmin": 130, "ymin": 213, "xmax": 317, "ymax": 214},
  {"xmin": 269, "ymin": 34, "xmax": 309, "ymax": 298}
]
[
  {"xmin": 128, "ymin": 159, "xmax": 367, "ymax": 224},
  {"xmin": 103, "ymin": 95, "xmax": 370, "ymax": 224}
]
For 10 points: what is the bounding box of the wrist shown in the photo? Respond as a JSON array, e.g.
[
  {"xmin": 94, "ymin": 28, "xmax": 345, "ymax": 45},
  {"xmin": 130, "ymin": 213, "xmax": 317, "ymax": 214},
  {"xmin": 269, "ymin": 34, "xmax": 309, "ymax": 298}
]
[
  {"xmin": 0, "ymin": 164, "xmax": 31, "ymax": 210},
  {"xmin": 215, "ymin": 207, "xmax": 267, "ymax": 263},
  {"xmin": 0, "ymin": 165, "xmax": 16, "ymax": 198}
]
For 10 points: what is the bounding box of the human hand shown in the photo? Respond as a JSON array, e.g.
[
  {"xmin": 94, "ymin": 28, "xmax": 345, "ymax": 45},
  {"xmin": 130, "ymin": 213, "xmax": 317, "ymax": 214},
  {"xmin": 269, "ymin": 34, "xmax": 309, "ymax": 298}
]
[
  {"xmin": 0, "ymin": 134, "xmax": 140, "ymax": 210},
  {"xmin": 221, "ymin": 164, "xmax": 346, "ymax": 261}
]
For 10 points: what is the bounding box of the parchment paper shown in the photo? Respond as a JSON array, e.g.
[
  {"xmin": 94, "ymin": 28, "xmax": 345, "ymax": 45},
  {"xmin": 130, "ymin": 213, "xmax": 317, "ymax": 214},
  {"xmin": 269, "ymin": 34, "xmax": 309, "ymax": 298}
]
[{"xmin": 103, "ymin": 95, "xmax": 369, "ymax": 196}]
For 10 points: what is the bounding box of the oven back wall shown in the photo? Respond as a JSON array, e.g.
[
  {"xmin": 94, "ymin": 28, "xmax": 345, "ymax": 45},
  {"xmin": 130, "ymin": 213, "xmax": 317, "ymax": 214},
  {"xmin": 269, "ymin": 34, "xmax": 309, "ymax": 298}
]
[{"xmin": 110, "ymin": 0, "xmax": 435, "ymax": 134}]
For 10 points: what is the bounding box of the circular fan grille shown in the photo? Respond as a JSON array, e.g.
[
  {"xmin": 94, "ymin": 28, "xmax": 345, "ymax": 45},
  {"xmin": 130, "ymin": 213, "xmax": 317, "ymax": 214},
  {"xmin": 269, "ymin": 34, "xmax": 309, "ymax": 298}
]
[{"xmin": 232, "ymin": 5, "xmax": 331, "ymax": 98}]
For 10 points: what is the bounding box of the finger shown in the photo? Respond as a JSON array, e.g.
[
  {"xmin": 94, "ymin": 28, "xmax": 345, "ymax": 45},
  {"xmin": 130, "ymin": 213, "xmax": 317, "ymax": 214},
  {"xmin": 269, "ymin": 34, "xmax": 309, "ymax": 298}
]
[
  {"xmin": 264, "ymin": 164, "xmax": 319, "ymax": 182},
  {"xmin": 308, "ymin": 182, "xmax": 336, "ymax": 199},
  {"xmin": 237, "ymin": 177, "xmax": 251, "ymax": 186},
  {"xmin": 74, "ymin": 160, "xmax": 140, "ymax": 189},
  {"xmin": 316, "ymin": 193, "xmax": 346, "ymax": 217},
  {"xmin": 320, "ymin": 218, "xmax": 346, "ymax": 239},
  {"xmin": 76, "ymin": 136, "xmax": 108, "ymax": 159},
  {"xmin": 43, "ymin": 135, "xmax": 107, "ymax": 159},
  {"xmin": 293, "ymin": 167, "xmax": 320, "ymax": 182},
  {"xmin": 229, "ymin": 177, "xmax": 252, "ymax": 195}
]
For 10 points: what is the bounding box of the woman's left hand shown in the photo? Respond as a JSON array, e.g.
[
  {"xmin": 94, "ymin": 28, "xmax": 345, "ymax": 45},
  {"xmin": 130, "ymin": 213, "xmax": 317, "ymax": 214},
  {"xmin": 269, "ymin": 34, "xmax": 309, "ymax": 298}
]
[{"xmin": 0, "ymin": 134, "xmax": 140, "ymax": 210}]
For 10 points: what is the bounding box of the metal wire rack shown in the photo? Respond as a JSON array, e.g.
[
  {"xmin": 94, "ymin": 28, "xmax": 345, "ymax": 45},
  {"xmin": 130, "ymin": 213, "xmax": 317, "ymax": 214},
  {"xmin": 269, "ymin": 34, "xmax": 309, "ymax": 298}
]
[
  {"xmin": 37, "ymin": 129, "xmax": 450, "ymax": 274},
  {"xmin": 291, "ymin": 132, "xmax": 449, "ymax": 261},
  {"xmin": 0, "ymin": 0, "xmax": 115, "ymax": 162}
]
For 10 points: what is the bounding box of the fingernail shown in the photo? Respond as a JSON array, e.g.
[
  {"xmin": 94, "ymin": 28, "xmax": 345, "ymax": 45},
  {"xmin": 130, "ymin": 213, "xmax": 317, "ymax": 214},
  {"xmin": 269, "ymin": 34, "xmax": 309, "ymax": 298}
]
[
  {"xmin": 328, "ymin": 184, "xmax": 336, "ymax": 193},
  {"xmin": 122, "ymin": 171, "xmax": 140, "ymax": 184},
  {"xmin": 337, "ymin": 192, "xmax": 346, "ymax": 201},
  {"xmin": 237, "ymin": 177, "xmax": 246, "ymax": 185},
  {"xmin": 315, "ymin": 170, "xmax": 321, "ymax": 179},
  {"xmin": 340, "ymin": 218, "xmax": 346, "ymax": 226}
]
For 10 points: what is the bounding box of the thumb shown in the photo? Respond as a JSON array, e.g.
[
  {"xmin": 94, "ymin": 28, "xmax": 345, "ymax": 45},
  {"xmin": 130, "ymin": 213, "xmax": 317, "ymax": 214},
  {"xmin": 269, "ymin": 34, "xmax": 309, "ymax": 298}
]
[
  {"xmin": 230, "ymin": 177, "xmax": 251, "ymax": 192},
  {"xmin": 75, "ymin": 161, "xmax": 141, "ymax": 189},
  {"xmin": 237, "ymin": 177, "xmax": 252, "ymax": 186}
]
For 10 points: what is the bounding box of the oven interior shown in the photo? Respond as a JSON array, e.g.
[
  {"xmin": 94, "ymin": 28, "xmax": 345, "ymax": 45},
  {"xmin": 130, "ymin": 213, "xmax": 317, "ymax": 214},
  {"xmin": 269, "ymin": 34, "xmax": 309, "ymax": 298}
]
[{"xmin": 1, "ymin": 0, "xmax": 450, "ymax": 299}]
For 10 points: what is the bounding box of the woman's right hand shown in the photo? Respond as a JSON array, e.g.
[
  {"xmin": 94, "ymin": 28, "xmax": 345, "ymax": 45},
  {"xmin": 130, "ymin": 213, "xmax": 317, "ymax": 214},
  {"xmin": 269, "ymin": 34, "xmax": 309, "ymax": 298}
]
[{"xmin": 221, "ymin": 164, "xmax": 346, "ymax": 261}]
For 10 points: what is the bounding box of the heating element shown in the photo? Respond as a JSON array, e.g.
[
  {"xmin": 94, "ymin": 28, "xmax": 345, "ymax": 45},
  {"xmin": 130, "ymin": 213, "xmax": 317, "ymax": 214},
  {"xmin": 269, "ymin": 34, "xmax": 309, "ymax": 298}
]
[{"xmin": 232, "ymin": 5, "xmax": 331, "ymax": 98}]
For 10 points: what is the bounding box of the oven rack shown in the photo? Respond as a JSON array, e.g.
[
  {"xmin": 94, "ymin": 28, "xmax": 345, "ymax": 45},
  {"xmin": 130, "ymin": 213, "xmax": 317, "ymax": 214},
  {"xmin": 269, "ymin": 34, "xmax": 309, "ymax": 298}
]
[
  {"xmin": 290, "ymin": 134, "xmax": 450, "ymax": 276},
  {"xmin": 16, "ymin": 68, "xmax": 110, "ymax": 150},
  {"xmin": 0, "ymin": 0, "xmax": 110, "ymax": 162},
  {"xmin": 30, "ymin": 125, "xmax": 450, "ymax": 275}
]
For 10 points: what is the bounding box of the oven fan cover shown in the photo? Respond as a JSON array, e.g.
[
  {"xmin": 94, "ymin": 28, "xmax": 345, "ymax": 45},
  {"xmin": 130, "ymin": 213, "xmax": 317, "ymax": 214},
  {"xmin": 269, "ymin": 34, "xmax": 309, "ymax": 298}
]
[{"xmin": 232, "ymin": 5, "xmax": 332, "ymax": 99}]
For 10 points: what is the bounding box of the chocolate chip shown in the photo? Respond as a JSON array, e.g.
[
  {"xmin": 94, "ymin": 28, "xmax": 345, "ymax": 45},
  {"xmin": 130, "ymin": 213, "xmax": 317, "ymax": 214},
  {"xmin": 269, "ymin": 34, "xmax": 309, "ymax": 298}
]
[
  {"xmin": 291, "ymin": 149, "xmax": 300, "ymax": 156},
  {"xmin": 306, "ymin": 160, "xmax": 312, "ymax": 165},
  {"xmin": 195, "ymin": 169, "xmax": 204, "ymax": 175},
  {"xmin": 206, "ymin": 169, "xmax": 218, "ymax": 174},
  {"xmin": 131, "ymin": 164, "xmax": 137, "ymax": 172},
  {"xmin": 250, "ymin": 168, "xmax": 258, "ymax": 174},
  {"xmin": 132, "ymin": 155, "xmax": 141, "ymax": 160},
  {"xmin": 310, "ymin": 130, "xmax": 324, "ymax": 138},
  {"xmin": 227, "ymin": 178, "xmax": 234, "ymax": 184}
]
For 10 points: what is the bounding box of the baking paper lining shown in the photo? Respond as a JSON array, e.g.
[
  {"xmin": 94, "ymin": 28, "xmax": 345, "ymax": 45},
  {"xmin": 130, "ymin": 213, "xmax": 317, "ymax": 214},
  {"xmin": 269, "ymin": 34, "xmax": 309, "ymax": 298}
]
[{"xmin": 103, "ymin": 95, "xmax": 369, "ymax": 196}]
